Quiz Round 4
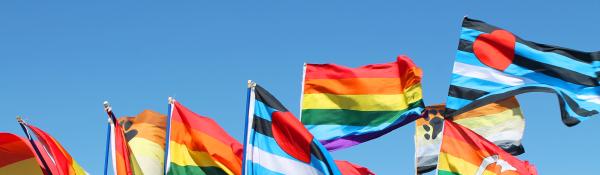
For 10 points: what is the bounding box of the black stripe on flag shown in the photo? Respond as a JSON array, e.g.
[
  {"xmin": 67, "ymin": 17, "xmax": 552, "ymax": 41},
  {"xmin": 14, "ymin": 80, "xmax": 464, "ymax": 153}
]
[
  {"xmin": 463, "ymin": 17, "xmax": 600, "ymax": 64},
  {"xmin": 457, "ymin": 39, "xmax": 474, "ymax": 53},
  {"xmin": 445, "ymin": 86, "xmax": 595, "ymax": 126},
  {"xmin": 448, "ymin": 85, "xmax": 489, "ymax": 100},
  {"xmin": 513, "ymin": 54, "xmax": 599, "ymax": 86},
  {"xmin": 310, "ymin": 142, "xmax": 335, "ymax": 175},
  {"xmin": 255, "ymin": 85, "xmax": 289, "ymax": 112}
]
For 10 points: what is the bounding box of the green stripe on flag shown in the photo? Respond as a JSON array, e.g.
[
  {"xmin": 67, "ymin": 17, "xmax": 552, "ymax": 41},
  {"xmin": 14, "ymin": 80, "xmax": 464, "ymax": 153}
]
[
  {"xmin": 168, "ymin": 163, "xmax": 229, "ymax": 175},
  {"xmin": 301, "ymin": 100, "xmax": 423, "ymax": 126},
  {"xmin": 437, "ymin": 170, "xmax": 461, "ymax": 175}
]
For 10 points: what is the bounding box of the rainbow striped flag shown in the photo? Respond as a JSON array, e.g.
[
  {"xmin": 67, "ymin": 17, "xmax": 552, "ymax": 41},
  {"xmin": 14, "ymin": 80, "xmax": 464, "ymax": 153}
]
[
  {"xmin": 118, "ymin": 110, "xmax": 167, "ymax": 175},
  {"xmin": 165, "ymin": 99, "xmax": 243, "ymax": 175},
  {"xmin": 301, "ymin": 56, "xmax": 425, "ymax": 150},
  {"xmin": 415, "ymin": 97, "xmax": 526, "ymax": 174},
  {"xmin": 25, "ymin": 124, "xmax": 88, "ymax": 175},
  {"xmin": 0, "ymin": 133, "xmax": 46, "ymax": 175},
  {"xmin": 437, "ymin": 120, "xmax": 536, "ymax": 175}
]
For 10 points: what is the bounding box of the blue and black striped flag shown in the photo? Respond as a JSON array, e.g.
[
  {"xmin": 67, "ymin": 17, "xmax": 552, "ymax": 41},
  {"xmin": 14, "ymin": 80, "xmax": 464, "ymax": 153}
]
[
  {"xmin": 446, "ymin": 17, "xmax": 600, "ymax": 126},
  {"xmin": 243, "ymin": 82, "xmax": 341, "ymax": 175}
]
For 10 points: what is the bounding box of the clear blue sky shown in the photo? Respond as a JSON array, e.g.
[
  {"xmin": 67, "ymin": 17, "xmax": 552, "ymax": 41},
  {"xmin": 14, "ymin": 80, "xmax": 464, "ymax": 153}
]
[{"xmin": 1, "ymin": 1, "xmax": 599, "ymax": 174}]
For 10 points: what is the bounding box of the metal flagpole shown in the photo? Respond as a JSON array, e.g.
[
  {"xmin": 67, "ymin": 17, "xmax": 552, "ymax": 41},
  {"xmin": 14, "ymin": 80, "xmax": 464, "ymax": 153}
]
[
  {"xmin": 102, "ymin": 101, "xmax": 112, "ymax": 175},
  {"xmin": 241, "ymin": 80, "xmax": 256, "ymax": 175},
  {"xmin": 163, "ymin": 97, "xmax": 174, "ymax": 175},
  {"xmin": 298, "ymin": 63, "xmax": 307, "ymax": 121},
  {"xmin": 17, "ymin": 116, "xmax": 54, "ymax": 175}
]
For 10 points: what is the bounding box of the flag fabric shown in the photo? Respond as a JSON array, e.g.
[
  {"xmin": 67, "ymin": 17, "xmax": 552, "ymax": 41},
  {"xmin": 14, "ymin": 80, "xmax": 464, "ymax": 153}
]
[
  {"xmin": 26, "ymin": 124, "xmax": 88, "ymax": 175},
  {"xmin": 165, "ymin": 99, "xmax": 243, "ymax": 175},
  {"xmin": 0, "ymin": 133, "xmax": 46, "ymax": 175},
  {"xmin": 415, "ymin": 97, "xmax": 526, "ymax": 174},
  {"xmin": 106, "ymin": 106, "xmax": 143, "ymax": 175},
  {"xmin": 436, "ymin": 120, "xmax": 536, "ymax": 175},
  {"xmin": 301, "ymin": 56, "xmax": 425, "ymax": 151},
  {"xmin": 447, "ymin": 17, "xmax": 600, "ymax": 126},
  {"xmin": 244, "ymin": 83, "xmax": 342, "ymax": 175},
  {"xmin": 335, "ymin": 160, "xmax": 375, "ymax": 175},
  {"xmin": 118, "ymin": 110, "xmax": 167, "ymax": 175}
]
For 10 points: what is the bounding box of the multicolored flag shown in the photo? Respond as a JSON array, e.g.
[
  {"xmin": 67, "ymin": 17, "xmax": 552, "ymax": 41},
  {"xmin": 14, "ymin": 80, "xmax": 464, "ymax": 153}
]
[
  {"xmin": 0, "ymin": 133, "xmax": 47, "ymax": 175},
  {"xmin": 301, "ymin": 56, "xmax": 425, "ymax": 151},
  {"xmin": 335, "ymin": 160, "xmax": 375, "ymax": 175},
  {"xmin": 244, "ymin": 82, "xmax": 342, "ymax": 175},
  {"xmin": 118, "ymin": 110, "xmax": 167, "ymax": 175},
  {"xmin": 165, "ymin": 98, "xmax": 243, "ymax": 175},
  {"xmin": 447, "ymin": 17, "xmax": 600, "ymax": 126},
  {"xmin": 104, "ymin": 102, "xmax": 143, "ymax": 175},
  {"xmin": 24, "ymin": 123, "xmax": 88, "ymax": 175},
  {"xmin": 436, "ymin": 120, "xmax": 536, "ymax": 175},
  {"xmin": 415, "ymin": 97, "xmax": 526, "ymax": 174}
]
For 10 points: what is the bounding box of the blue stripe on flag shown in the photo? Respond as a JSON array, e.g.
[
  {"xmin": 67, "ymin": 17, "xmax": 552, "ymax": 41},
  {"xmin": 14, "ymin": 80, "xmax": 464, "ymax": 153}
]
[
  {"xmin": 515, "ymin": 43, "xmax": 597, "ymax": 77},
  {"xmin": 460, "ymin": 28, "xmax": 485, "ymax": 42},
  {"xmin": 254, "ymin": 100, "xmax": 279, "ymax": 121},
  {"xmin": 446, "ymin": 96, "xmax": 473, "ymax": 110},
  {"xmin": 248, "ymin": 131, "xmax": 298, "ymax": 161}
]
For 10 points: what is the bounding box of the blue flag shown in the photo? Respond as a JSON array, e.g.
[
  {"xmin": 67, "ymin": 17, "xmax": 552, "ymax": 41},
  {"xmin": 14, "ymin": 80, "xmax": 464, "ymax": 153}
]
[
  {"xmin": 446, "ymin": 17, "xmax": 600, "ymax": 126},
  {"xmin": 242, "ymin": 83, "xmax": 341, "ymax": 175}
]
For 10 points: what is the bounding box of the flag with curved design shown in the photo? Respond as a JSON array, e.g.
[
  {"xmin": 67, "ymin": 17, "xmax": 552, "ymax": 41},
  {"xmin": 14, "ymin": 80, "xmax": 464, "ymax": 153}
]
[
  {"xmin": 0, "ymin": 133, "xmax": 47, "ymax": 175},
  {"xmin": 26, "ymin": 124, "xmax": 89, "ymax": 175},
  {"xmin": 436, "ymin": 120, "xmax": 536, "ymax": 175}
]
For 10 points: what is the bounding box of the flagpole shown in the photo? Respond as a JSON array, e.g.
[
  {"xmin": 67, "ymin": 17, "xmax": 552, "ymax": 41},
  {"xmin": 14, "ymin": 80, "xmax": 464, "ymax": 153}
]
[
  {"xmin": 163, "ymin": 97, "xmax": 174, "ymax": 175},
  {"xmin": 17, "ymin": 116, "xmax": 54, "ymax": 175},
  {"xmin": 102, "ymin": 101, "xmax": 112, "ymax": 175},
  {"xmin": 298, "ymin": 63, "xmax": 307, "ymax": 121},
  {"xmin": 241, "ymin": 80, "xmax": 255, "ymax": 175}
]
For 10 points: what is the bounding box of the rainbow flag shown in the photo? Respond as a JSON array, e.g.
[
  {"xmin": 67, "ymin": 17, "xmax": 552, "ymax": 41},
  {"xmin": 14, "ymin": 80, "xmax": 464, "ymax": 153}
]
[
  {"xmin": 165, "ymin": 99, "xmax": 243, "ymax": 175},
  {"xmin": 0, "ymin": 133, "xmax": 46, "ymax": 175},
  {"xmin": 301, "ymin": 56, "xmax": 425, "ymax": 150},
  {"xmin": 415, "ymin": 97, "xmax": 526, "ymax": 174},
  {"xmin": 25, "ymin": 124, "xmax": 88, "ymax": 175},
  {"xmin": 105, "ymin": 104, "xmax": 143, "ymax": 175},
  {"xmin": 437, "ymin": 120, "xmax": 536, "ymax": 175},
  {"xmin": 118, "ymin": 110, "xmax": 167, "ymax": 175}
]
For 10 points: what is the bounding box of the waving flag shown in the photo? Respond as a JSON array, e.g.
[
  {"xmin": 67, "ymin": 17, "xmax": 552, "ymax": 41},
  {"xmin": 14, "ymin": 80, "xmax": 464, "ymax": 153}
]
[
  {"xmin": 335, "ymin": 160, "xmax": 375, "ymax": 175},
  {"xmin": 415, "ymin": 97, "xmax": 525, "ymax": 174},
  {"xmin": 244, "ymin": 83, "xmax": 341, "ymax": 175},
  {"xmin": 104, "ymin": 102, "xmax": 143, "ymax": 175},
  {"xmin": 447, "ymin": 17, "xmax": 600, "ymax": 126},
  {"xmin": 301, "ymin": 56, "xmax": 425, "ymax": 150},
  {"xmin": 165, "ymin": 99, "xmax": 243, "ymax": 175},
  {"xmin": 25, "ymin": 124, "xmax": 88, "ymax": 175},
  {"xmin": 437, "ymin": 120, "xmax": 536, "ymax": 175},
  {"xmin": 118, "ymin": 110, "xmax": 167, "ymax": 175},
  {"xmin": 0, "ymin": 133, "xmax": 46, "ymax": 175}
]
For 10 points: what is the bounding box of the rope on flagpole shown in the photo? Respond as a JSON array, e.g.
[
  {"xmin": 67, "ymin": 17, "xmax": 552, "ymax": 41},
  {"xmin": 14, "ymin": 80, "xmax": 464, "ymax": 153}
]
[{"xmin": 17, "ymin": 116, "xmax": 54, "ymax": 175}]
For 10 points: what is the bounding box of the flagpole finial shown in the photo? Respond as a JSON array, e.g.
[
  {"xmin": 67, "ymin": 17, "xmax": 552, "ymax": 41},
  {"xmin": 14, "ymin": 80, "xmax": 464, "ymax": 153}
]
[
  {"xmin": 247, "ymin": 80, "xmax": 256, "ymax": 88},
  {"xmin": 103, "ymin": 101, "xmax": 112, "ymax": 112},
  {"xmin": 16, "ymin": 116, "xmax": 24, "ymax": 124},
  {"xmin": 168, "ymin": 97, "xmax": 174, "ymax": 104}
]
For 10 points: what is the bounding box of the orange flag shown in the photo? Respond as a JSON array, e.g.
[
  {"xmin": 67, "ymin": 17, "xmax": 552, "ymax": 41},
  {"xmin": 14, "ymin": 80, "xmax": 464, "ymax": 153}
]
[{"xmin": 437, "ymin": 120, "xmax": 536, "ymax": 175}]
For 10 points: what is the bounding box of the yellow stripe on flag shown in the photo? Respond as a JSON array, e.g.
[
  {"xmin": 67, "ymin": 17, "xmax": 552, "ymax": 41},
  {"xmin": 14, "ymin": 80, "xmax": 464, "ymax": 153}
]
[
  {"xmin": 437, "ymin": 153, "xmax": 498, "ymax": 175},
  {"xmin": 169, "ymin": 141, "xmax": 235, "ymax": 175},
  {"xmin": 0, "ymin": 158, "xmax": 44, "ymax": 175},
  {"xmin": 302, "ymin": 84, "xmax": 422, "ymax": 111}
]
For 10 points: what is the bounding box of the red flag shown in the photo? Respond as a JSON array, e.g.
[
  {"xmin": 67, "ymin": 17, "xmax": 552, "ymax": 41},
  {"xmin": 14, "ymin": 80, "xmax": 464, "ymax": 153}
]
[{"xmin": 335, "ymin": 160, "xmax": 375, "ymax": 175}]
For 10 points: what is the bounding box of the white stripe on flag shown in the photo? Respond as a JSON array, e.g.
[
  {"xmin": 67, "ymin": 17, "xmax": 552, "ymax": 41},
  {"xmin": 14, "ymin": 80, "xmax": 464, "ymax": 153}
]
[
  {"xmin": 452, "ymin": 62, "xmax": 529, "ymax": 86},
  {"xmin": 250, "ymin": 146, "xmax": 324, "ymax": 175}
]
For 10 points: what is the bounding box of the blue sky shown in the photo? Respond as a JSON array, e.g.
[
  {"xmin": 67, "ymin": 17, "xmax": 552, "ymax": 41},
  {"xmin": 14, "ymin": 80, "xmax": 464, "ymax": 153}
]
[{"xmin": 1, "ymin": 1, "xmax": 599, "ymax": 174}]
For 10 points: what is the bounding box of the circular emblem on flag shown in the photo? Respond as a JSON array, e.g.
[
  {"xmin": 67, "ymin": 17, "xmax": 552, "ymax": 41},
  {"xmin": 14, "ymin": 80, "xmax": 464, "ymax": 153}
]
[
  {"xmin": 473, "ymin": 30, "xmax": 516, "ymax": 71},
  {"xmin": 271, "ymin": 111, "xmax": 314, "ymax": 163}
]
